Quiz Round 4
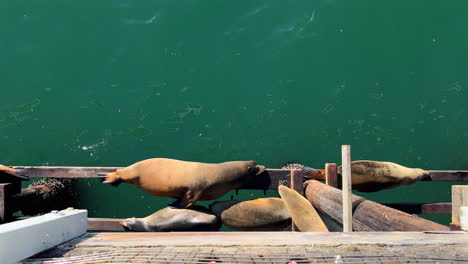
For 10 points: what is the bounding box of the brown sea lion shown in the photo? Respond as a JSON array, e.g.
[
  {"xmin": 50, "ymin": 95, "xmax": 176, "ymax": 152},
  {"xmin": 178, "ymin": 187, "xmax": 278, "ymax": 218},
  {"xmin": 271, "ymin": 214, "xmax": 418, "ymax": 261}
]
[
  {"xmin": 120, "ymin": 205, "xmax": 221, "ymax": 232},
  {"xmin": 209, "ymin": 198, "xmax": 291, "ymax": 231},
  {"xmin": 295, "ymin": 160, "xmax": 428, "ymax": 192},
  {"xmin": 337, "ymin": 160, "xmax": 429, "ymax": 192},
  {"xmin": 103, "ymin": 158, "xmax": 265, "ymax": 207},
  {"xmin": 278, "ymin": 185, "xmax": 328, "ymax": 232}
]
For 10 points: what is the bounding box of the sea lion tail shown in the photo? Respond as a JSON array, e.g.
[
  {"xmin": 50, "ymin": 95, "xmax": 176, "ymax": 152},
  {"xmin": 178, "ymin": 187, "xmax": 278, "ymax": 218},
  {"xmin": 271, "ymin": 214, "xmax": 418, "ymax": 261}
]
[
  {"xmin": 100, "ymin": 171, "xmax": 122, "ymax": 187},
  {"xmin": 278, "ymin": 185, "xmax": 328, "ymax": 232}
]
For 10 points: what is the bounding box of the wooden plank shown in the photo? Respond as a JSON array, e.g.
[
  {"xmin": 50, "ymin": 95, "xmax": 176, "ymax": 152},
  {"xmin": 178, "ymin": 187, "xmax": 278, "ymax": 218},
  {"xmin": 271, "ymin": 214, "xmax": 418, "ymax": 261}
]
[
  {"xmin": 424, "ymin": 170, "xmax": 468, "ymax": 182},
  {"xmin": 304, "ymin": 180, "xmax": 450, "ymax": 231},
  {"xmin": 341, "ymin": 145, "xmax": 352, "ymax": 232},
  {"xmin": 10, "ymin": 166, "xmax": 120, "ymax": 178},
  {"xmin": 42, "ymin": 231, "xmax": 468, "ymax": 247},
  {"xmin": 452, "ymin": 185, "xmax": 468, "ymax": 225},
  {"xmin": 87, "ymin": 218, "xmax": 126, "ymax": 231},
  {"xmin": 7, "ymin": 166, "xmax": 468, "ymax": 185},
  {"xmin": 383, "ymin": 203, "xmax": 451, "ymax": 214},
  {"xmin": 290, "ymin": 169, "xmax": 303, "ymax": 231},
  {"xmin": 325, "ymin": 163, "xmax": 338, "ymax": 188}
]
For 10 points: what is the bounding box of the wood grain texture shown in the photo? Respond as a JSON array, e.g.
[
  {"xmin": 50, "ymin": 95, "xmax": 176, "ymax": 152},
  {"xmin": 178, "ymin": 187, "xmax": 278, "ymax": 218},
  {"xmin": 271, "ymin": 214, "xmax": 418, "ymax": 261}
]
[
  {"xmin": 87, "ymin": 218, "xmax": 126, "ymax": 231},
  {"xmin": 304, "ymin": 180, "xmax": 449, "ymax": 231},
  {"xmin": 325, "ymin": 163, "xmax": 338, "ymax": 188},
  {"xmin": 383, "ymin": 202, "xmax": 451, "ymax": 214},
  {"xmin": 452, "ymin": 185, "xmax": 468, "ymax": 224}
]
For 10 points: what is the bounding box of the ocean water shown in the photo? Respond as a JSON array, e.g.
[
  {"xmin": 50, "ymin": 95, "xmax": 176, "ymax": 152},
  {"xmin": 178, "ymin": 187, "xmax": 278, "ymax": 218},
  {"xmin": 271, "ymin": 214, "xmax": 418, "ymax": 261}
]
[{"xmin": 1, "ymin": 0, "xmax": 467, "ymax": 226}]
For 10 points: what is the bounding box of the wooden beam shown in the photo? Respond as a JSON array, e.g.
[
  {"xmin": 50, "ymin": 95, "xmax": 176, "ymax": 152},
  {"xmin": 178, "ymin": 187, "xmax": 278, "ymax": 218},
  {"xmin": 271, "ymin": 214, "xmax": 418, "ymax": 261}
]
[
  {"xmin": 304, "ymin": 180, "xmax": 449, "ymax": 231},
  {"xmin": 87, "ymin": 218, "xmax": 125, "ymax": 231},
  {"xmin": 290, "ymin": 169, "xmax": 303, "ymax": 231},
  {"xmin": 341, "ymin": 145, "xmax": 352, "ymax": 232},
  {"xmin": 452, "ymin": 185, "xmax": 468, "ymax": 225},
  {"xmin": 325, "ymin": 163, "xmax": 338, "ymax": 188},
  {"xmin": 6, "ymin": 166, "xmax": 468, "ymax": 184},
  {"xmin": 10, "ymin": 166, "xmax": 119, "ymax": 179},
  {"xmin": 383, "ymin": 203, "xmax": 451, "ymax": 214},
  {"xmin": 424, "ymin": 170, "xmax": 468, "ymax": 182}
]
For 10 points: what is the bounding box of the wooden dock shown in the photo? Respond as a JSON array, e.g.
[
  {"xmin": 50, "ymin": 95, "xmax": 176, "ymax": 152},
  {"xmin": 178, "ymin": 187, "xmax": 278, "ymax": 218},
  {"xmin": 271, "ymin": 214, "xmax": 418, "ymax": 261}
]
[{"xmin": 23, "ymin": 232, "xmax": 468, "ymax": 263}]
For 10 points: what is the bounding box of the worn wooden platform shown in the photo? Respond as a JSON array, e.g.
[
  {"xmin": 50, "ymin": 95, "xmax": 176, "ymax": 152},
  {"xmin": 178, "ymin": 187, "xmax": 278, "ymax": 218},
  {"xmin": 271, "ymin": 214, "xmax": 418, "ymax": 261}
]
[{"xmin": 25, "ymin": 232, "xmax": 468, "ymax": 263}]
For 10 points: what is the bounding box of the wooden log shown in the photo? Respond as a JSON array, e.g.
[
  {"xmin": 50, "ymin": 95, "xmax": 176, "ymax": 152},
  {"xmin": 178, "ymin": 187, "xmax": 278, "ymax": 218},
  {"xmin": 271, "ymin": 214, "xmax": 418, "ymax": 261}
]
[
  {"xmin": 304, "ymin": 180, "xmax": 449, "ymax": 231},
  {"xmin": 87, "ymin": 218, "xmax": 126, "ymax": 231},
  {"xmin": 341, "ymin": 145, "xmax": 352, "ymax": 232},
  {"xmin": 451, "ymin": 185, "xmax": 468, "ymax": 225},
  {"xmin": 325, "ymin": 163, "xmax": 338, "ymax": 188},
  {"xmin": 290, "ymin": 169, "xmax": 303, "ymax": 231},
  {"xmin": 383, "ymin": 203, "xmax": 451, "ymax": 214}
]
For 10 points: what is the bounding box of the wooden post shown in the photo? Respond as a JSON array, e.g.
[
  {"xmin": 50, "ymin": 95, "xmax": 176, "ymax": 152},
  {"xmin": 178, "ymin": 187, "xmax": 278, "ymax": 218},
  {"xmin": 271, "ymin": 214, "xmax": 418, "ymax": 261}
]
[
  {"xmin": 290, "ymin": 169, "xmax": 303, "ymax": 231},
  {"xmin": 341, "ymin": 145, "xmax": 352, "ymax": 232},
  {"xmin": 451, "ymin": 185, "xmax": 468, "ymax": 230},
  {"xmin": 0, "ymin": 183, "xmax": 16, "ymax": 223},
  {"xmin": 325, "ymin": 163, "xmax": 338, "ymax": 188},
  {"xmin": 304, "ymin": 180, "xmax": 449, "ymax": 231}
]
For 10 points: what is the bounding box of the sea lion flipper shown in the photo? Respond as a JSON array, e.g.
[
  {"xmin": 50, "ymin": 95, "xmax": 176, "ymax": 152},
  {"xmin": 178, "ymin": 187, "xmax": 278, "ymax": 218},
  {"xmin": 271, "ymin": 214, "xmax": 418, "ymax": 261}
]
[
  {"xmin": 180, "ymin": 190, "xmax": 203, "ymax": 208},
  {"xmin": 278, "ymin": 185, "xmax": 328, "ymax": 232},
  {"xmin": 102, "ymin": 171, "xmax": 122, "ymax": 187}
]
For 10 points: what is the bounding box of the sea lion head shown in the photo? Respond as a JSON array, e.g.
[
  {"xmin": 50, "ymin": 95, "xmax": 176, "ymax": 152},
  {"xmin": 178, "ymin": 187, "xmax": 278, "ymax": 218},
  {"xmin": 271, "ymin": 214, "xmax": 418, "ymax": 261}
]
[
  {"xmin": 120, "ymin": 217, "xmax": 152, "ymax": 232},
  {"xmin": 247, "ymin": 161, "xmax": 266, "ymax": 176}
]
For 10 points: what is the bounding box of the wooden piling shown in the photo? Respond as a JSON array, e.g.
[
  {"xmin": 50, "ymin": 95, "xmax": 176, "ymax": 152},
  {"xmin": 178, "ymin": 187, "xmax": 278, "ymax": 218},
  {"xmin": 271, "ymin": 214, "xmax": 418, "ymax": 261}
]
[
  {"xmin": 290, "ymin": 169, "xmax": 303, "ymax": 231},
  {"xmin": 325, "ymin": 163, "xmax": 338, "ymax": 188},
  {"xmin": 341, "ymin": 145, "xmax": 352, "ymax": 232}
]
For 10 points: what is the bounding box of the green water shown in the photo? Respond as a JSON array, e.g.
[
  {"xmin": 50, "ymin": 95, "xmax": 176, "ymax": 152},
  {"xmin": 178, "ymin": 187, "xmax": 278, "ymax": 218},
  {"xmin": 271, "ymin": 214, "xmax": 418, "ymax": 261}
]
[{"xmin": 1, "ymin": 0, "xmax": 467, "ymax": 226}]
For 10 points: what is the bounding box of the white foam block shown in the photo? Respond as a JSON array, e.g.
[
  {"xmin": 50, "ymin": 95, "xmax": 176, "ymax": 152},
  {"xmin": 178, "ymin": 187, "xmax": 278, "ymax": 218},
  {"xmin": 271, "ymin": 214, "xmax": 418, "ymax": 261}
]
[{"xmin": 0, "ymin": 209, "xmax": 87, "ymax": 264}]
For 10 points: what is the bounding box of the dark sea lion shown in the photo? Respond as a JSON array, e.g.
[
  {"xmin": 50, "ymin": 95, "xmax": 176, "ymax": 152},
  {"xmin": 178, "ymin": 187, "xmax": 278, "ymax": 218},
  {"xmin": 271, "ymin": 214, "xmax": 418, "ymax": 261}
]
[
  {"xmin": 337, "ymin": 160, "xmax": 429, "ymax": 192},
  {"xmin": 120, "ymin": 205, "xmax": 221, "ymax": 232},
  {"xmin": 103, "ymin": 158, "xmax": 265, "ymax": 207},
  {"xmin": 278, "ymin": 185, "xmax": 328, "ymax": 232},
  {"xmin": 209, "ymin": 198, "xmax": 291, "ymax": 231}
]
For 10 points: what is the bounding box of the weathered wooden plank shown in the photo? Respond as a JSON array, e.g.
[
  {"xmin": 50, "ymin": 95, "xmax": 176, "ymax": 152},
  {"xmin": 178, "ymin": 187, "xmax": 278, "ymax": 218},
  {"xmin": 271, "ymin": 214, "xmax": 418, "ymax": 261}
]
[
  {"xmin": 45, "ymin": 231, "xmax": 468, "ymax": 247},
  {"xmin": 452, "ymin": 185, "xmax": 468, "ymax": 225},
  {"xmin": 383, "ymin": 202, "xmax": 451, "ymax": 214},
  {"xmin": 425, "ymin": 170, "xmax": 468, "ymax": 182},
  {"xmin": 87, "ymin": 218, "xmax": 125, "ymax": 231},
  {"xmin": 305, "ymin": 180, "xmax": 450, "ymax": 231},
  {"xmin": 10, "ymin": 166, "xmax": 119, "ymax": 178},
  {"xmin": 290, "ymin": 169, "xmax": 303, "ymax": 231},
  {"xmin": 325, "ymin": 163, "xmax": 338, "ymax": 188},
  {"xmin": 341, "ymin": 145, "xmax": 352, "ymax": 232}
]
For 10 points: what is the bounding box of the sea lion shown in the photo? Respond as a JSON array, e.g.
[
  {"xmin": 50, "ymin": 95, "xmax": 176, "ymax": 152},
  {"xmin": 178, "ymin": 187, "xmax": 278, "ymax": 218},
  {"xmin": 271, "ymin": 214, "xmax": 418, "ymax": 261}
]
[
  {"xmin": 292, "ymin": 160, "xmax": 428, "ymax": 192},
  {"xmin": 337, "ymin": 160, "xmax": 429, "ymax": 192},
  {"xmin": 102, "ymin": 158, "xmax": 266, "ymax": 207},
  {"xmin": 278, "ymin": 185, "xmax": 328, "ymax": 232},
  {"xmin": 120, "ymin": 205, "xmax": 221, "ymax": 232},
  {"xmin": 209, "ymin": 198, "xmax": 291, "ymax": 231}
]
